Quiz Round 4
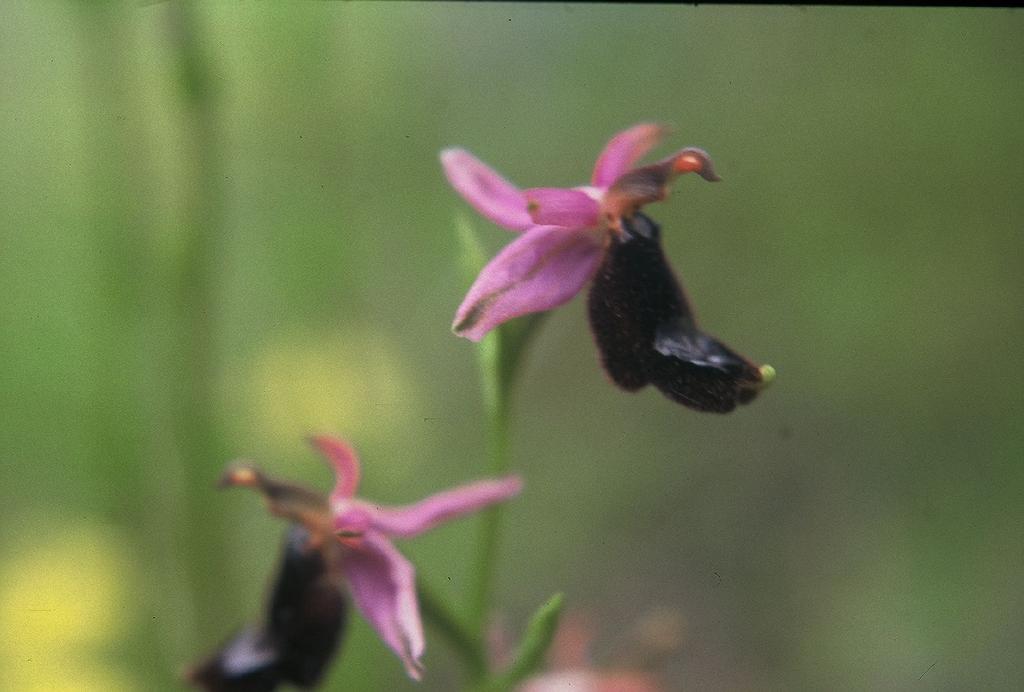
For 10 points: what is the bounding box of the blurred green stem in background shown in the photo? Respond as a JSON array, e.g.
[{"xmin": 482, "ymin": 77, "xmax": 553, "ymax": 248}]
[
  {"xmin": 67, "ymin": 0, "xmax": 230, "ymax": 676},
  {"xmin": 162, "ymin": 0, "xmax": 232, "ymax": 659},
  {"xmin": 73, "ymin": 1, "xmax": 161, "ymax": 681}
]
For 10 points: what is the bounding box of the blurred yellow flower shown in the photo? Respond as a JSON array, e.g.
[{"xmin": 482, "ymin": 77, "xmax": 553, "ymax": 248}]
[
  {"xmin": 229, "ymin": 328, "xmax": 421, "ymax": 474},
  {"xmin": 0, "ymin": 521, "xmax": 140, "ymax": 691}
]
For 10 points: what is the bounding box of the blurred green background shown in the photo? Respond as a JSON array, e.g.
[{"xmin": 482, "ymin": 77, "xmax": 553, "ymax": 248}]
[{"xmin": 1, "ymin": 3, "xmax": 1021, "ymax": 690}]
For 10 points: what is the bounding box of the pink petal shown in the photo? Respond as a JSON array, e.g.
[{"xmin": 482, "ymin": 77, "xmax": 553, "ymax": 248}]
[
  {"xmin": 369, "ymin": 476, "xmax": 523, "ymax": 538},
  {"xmin": 440, "ymin": 148, "xmax": 533, "ymax": 231},
  {"xmin": 309, "ymin": 435, "xmax": 361, "ymax": 502},
  {"xmin": 523, "ymin": 188, "xmax": 601, "ymax": 228},
  {"xmin": 453, "ymin": 225, "xmax": 606, "ymax": 342},
  {"xmin": 342, "ymin": 533, "xmax": 425, "ymax": 680},
  {"xmin": 590, "ymin": 123, "xmax": 668, "ymax": 188}
]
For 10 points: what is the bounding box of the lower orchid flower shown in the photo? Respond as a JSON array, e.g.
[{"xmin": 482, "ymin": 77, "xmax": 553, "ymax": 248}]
[
  {"xmin": 187, "ymin": 524, "xmax": 348, "ymax": 691},
  {"xmin": 218, "ymin": 436, "xmax": 523, "ymax": 681},
  {"xmin": 441, "ymin": 123, "xmax": 774, "ymax": 413}
]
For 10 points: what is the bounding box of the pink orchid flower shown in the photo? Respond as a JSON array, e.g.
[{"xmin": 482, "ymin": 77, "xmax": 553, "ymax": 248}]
[
  {"xmin": 221, "ymin": 436, "xmax": 523, "ymax": 681},
  {"xmin": 441, "ymin": 123, "xmax": 719, "ymax": 342},
  {"xmin": 442, "ymin": 124, "xmax": 773, "ymax": 413}
]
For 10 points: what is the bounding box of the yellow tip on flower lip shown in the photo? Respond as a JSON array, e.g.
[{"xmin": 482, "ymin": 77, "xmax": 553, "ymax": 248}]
[{"xmin": 758, "ymin": 364, "xmax": 776, "ymax": 386}]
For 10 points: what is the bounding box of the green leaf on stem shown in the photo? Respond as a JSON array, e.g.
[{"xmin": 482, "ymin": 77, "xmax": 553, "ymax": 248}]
[{"xmin": 487, "ymin": 592, "xmax": 565, "ymax": 689}]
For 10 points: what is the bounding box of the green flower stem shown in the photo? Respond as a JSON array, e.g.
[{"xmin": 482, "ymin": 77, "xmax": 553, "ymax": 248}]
[
  {"xmin": 455, "ymin": 219, "xmax": 550, "ymax": 681},
  {"xmin": 470, "ymin": 329, "xmax": 511, "ymax": 651}
]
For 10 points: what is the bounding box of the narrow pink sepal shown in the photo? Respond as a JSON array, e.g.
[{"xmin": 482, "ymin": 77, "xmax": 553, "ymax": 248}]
[
  {"xmin": 342, "ymin": 533, "xmax": 425, "ymax": 680},
  {"xmin": 523, "ymin": 188, "xmax": 601, "ymax": 228},
  {"xmin": 452, "ymin": 225, "xmax": 606, "ymax": 342},
  {"xmin": 309, "ymin": 435, "xmax": 361, "ymax": 501},
  {"xmin": 590, "ymin": 123, "xmax": 668, "ymax": 188},
  {"xmin": 440, "ymin": 148, "xmax": 533, "ymax": 231},
  {"xmin": 370, "ymin": 476, "xmax": 523, "ymax": 538}
]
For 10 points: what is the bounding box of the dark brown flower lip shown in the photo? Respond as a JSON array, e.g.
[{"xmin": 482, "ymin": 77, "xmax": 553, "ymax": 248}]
[{"xmin": 587, "ymin": 212, "xmax": 772, "ymax": 413}]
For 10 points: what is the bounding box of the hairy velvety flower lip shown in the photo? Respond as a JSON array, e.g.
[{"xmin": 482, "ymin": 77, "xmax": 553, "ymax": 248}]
[
  {"xmin": 219, "ymin": 436, "xmax": 523, "ymax": 681},
  {"xmin": 441, "ymin": 124, "xmax": 773, "ymax": 412},
  {"xmin": 186, "ymin": 524, "xmax": 347, "ymax": 692},
  {"xmin": 588, "ymin": 212, "xmax": 773, "ymax": 413}
]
